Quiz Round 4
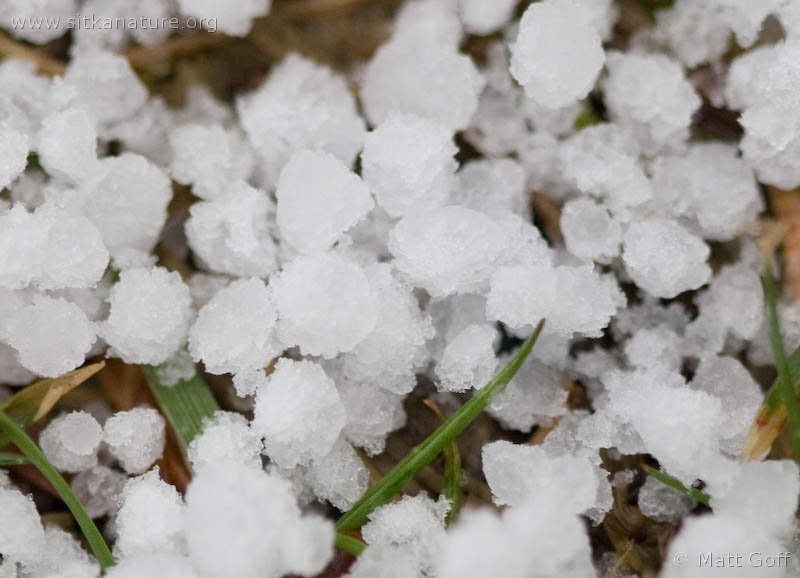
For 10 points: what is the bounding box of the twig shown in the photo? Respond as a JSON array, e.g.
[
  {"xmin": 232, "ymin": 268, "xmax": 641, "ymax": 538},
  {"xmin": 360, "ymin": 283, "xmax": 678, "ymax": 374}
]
[
  {"xmin": 275, "ymin": 0, "xmax": 382, "ymax": 20},
  {"xmin": 0, "ymin": 32, "xmax": 65, "ymax": 75},
  {"xmin": 123, "ymin": 32, "xmax": 229, "ymax": 69}
]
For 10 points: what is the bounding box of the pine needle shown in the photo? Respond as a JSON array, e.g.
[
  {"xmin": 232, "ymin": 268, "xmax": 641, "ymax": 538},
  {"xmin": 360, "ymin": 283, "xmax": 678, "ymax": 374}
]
[
  {"xmin": 141, "ymin": 365, "xmax": 220, "ymax": 454},
  {"xmin": 642, "ymin": 465, "xmax": 710, "ymax": 507},
  {"xmin": 0, "ymin": 409, "xmax": 114, "ymax": 569},
  {"xmin": 336, "ymin": 319, "xmax": 546, "ymax": 531}
]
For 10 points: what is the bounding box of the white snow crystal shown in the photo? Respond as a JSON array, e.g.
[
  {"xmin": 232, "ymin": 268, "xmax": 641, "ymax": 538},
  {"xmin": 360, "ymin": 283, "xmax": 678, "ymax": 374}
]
[
  {"xmin": 560, "ymin": 198, "xmax": 622, "ymax": 263},
  {"xmin": 0, "ymin": 487, "xmax": 45, "ymax": 562},
  {"xmin": 39, "ymin": 411, "xmax": 103, "ymax": 473},
  {"xmin": 103, "ymin": 407, "xmax": 166, "ymax": 474},
  {"xmin": 177, "ymin": 0, "xmax": 271, "ymax": 36},
  {"xmin": 252, "ymin": 359, "xmax": 347, "ymax": 468},
  {"xmin": 361, "ymin": 113, "xmax": 456, "ymax": 218},
  {"xmin": 622, "ymin": 219, "xmax": 711, "ymax": 299},
  {"xmin": 0, "ymin": 124, "xmax": 29, "ymax": 190},
  {"xmin": 236, "ymin": 54, "xmax": 365, "ymax": 187},
  {"xmin": 185, "ymin": 181, "xmax": 280, "ymax": 278},
  {"xmin": 188, "ymin": 278, "xmax": 280, "ymax": 378},
  {"xmin": 37, "ymin": 107, "xmax": 97, "ymax": 183},
  {"xmin": 5, "ymin": 294, "xmax": 96, "ymax": 377},
  {"xmin": 272, "ymin": 252, "xmax": 378, "ymax": 358},
  {"xmin": 457, "ymin": 0, "xmax": 517, "ymax": 35},
  {"xmin": 637, "ymin": 476, "xmax": 694, "ymax": 523},
  {"xmin": 604, "ymin": 51, "xmax": 701, "ymax": 154},
  {"xmin": 115, "ymin": 469, "xmax": 186, "ymax": 558},
  {"xmin": 510, "ymin": 0, "xmax": 605, "ymax": 109},
  {"xmin": 389, "ymin": 205, "xmax": 508, "ymax": 297},
  {"xmin": 436, "ymin": 324, "xmax": 498, "ymax": 392},
  {"xmin": 188, "ymin": 411, "xmax": 263, "ymax": 472},
  {"xmin": 70, "ymin": 465, "xmax": 126, "ymax": 519},
  {"xmin": 276, "ymin": 149, "xmax": 373, "ymax": 254},
  {"xmin": 102, "ymin": 267, "xmax": 193, "ymax": 365}
]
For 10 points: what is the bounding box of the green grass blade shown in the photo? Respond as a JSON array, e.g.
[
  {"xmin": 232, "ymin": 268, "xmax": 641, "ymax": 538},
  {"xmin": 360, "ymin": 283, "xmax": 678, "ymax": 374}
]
[
  {"xmin": 423, "ymin": 400, "xmax": 462, "ymax": 525},
  {"xmin": 0, "ymin": 452, "xmax": 30, "ymax": 466},
  {"xmin": 335, "ymin": 532, "xmax": 366, "ymax": 557},
  {"xmin": 141, "ymin": 365, "xmax": 220, "ymax": 453},
  {"xmin": 0, "ymin": 409, "xmax": 114, "ymax": 569},
  {"xmin": 761, "ymin": 262, "xmax": 800, "ymax": 463},
  {"xmin": 642, "ymin": 465, "xmax": 710, "ymax": 507},
  {"xmin": 762, "ymin": 345, "xmax": 800, "ymax": 414},
  {"xmin": 337, "ymin": 319, "xmax": 546, "ymax": 531}
]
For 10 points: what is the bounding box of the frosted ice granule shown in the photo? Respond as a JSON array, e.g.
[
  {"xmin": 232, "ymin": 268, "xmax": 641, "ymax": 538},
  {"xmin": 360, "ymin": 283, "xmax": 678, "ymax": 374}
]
[
  {"xmin": 276, "ymin": 149, "xmax": 373, "ymax": 254},
  {"xmin": 436, "ymin": 324, "xmax": 498, "ymax": 392},
  {"xmin": 560, "ymin": 198, "xmax": 622, "ymax": 262},
  {"xmin": 272, "ymin": 252, "xmax": 378, "ymax": 358},
  {"xmin": 188, "ymin": 411, "xmax": 263, "ymax": 472},
  {"xmin": 37, "ymin": 107, "xmax": 98, "ymax": 183},
  {"xmin": 177, "ymin": 0, "xmax": 271, "ymax": 36},
  {"xmin": 103, "ymin": 407, "xmax": 166, "ymax": 474},
  {"xmin": 102, "ymin": 267, "xmax": 193, "ymax": 365},
  {"xmin": 510, "ymin": 0, "xmax": 605, "ymax": 109},
  {"xmin": 39, "ymin": 411, "xmax": 103, "ymax": 473}
]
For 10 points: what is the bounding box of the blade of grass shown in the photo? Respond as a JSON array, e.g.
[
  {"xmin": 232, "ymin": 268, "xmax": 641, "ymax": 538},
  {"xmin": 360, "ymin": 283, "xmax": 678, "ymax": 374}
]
[
  {"xmin": 0, "ymin": 452, "xmax": 29, "ymax": 466},
  {"xmin": 0, "ymin": 409, "xmax": 114, "ymax": 569},
  {"xmin": 423, "ymin": 399, "xmax": 462, "ymax": 525},
  {"xmin": 335, "ymin": 532, "xmax": 367, "ymax": 557},
  {"xmin": 141, "ymin": 365, "xmax": 220, "ymax": 453},
  {"xmin": 337, "ymin": 319, "xmax": 545, "ymax": 531},
  {"xmin": 742, "ymin": 344, "xmax": 800, "ymax": 460},
  {"xmin": 761, "ymin": 261, "xmax": 800, "ymax": 462},
  {"xmin": 642, "ymin": 465, "xmax": 710, "ymax": 507}
]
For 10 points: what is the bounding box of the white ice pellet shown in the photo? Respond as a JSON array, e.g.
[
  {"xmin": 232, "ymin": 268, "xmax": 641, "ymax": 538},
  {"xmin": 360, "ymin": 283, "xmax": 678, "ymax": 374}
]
[
  {"xmin": 558, "ymin": 123, "xmax": 652, "ymax": 211},
  {"xmin": 510, "ymin": 0, "xmax": 605, "ymax": 109},
  {"xmin": 20, "ymin": 524, "xmax": 99, "ymax": 578},
  {"xmin": 70, "ymin": 465, "xmax": 127, "ymax": 519},
  {"xmin": 560, "ymin": 198, "xmax": 622, "ymax": 263},
  {"xmin": 63, "ymin": 49, "xmax": 148, "ymax": 126},
  {"xmin": 337, "ymin": 264, "xmax": 433, "ymax": 396},
  {"xmin": 362, "ymin": 494, "xmax": 449, "ymax": 577},
  {"xmin": 0, "ymin": 0, "xmax": 75, "ymax": 44},
  {"xmin": 253, "ymin": 359, "xmax": 347, "ymax": 468},
  {"xmin": 361, "ymin": 22, "xmax": 483, "ymax": 131},
  {"xmin": 276, "ymin": 149, "xmax": 373, "ymax": 254},
  {"xmin": 0, "ymin": 488, "xmax": 45, "ymax": 562},
  {"xmin": 185, "ymin": 181, "xmax": 280, "ymax": 278},
  {"xmin": 452, "ymin": 158, "xmax": 527, "ymax": 221},
  {"xmin": 39, "ymin": 411, "xmax": 103, "ymax": 473},
  {"xmin": 103, "ymin": 407, "xmax": 166, "ymax": 474},
  {"xmin": 236, "ymin": 54, "xmax": 366, "ymax": 187},
  {"xmin": 604, "ymin": 51, "xmax": 701, "ymax": 154},
  {"xmin": 188, "ymin": 411, "xmax": 263, "ymax": 473},
  {"xmin": 298, "ymin": 438, "xmax": 369, "ymax": 511},
  {"xmin": 649, "ymin": 143, "xmax": 763, "ymax": 240},
  {"xmin": 689, "ymin": 355, "xmax": 762, "ymax": 456},
  {"xmin": 102, "ymin": 267, "xmax": 193, "ymax": 365},
  {"xmin": 436, "ymin": 324, "xmax": 498, "ymax": 392},
  {"xmin": 482, "ymin": 441, "xmax": 601, "ymax": 517},
  {"xmin": 184, "ymin": 463, "xmax": 333, "ymax": 578},
  {"xmin": 361, "ymin": 113, "xmax": 456, "ymax": 218},
  {"xmin": 37, "ymin": 107, "xmax": 97, "ymax": 183},
  {"xmin": 625, "ymin": 325, "xmax": 683, "ymax": 372},
  {"xmin": 273, "ymin": 252, "xmax": 378, "ymax": 358},
  {"xmin": 389, "ymin": 206, "xmax": 508, "ymax": 298},
  {"xmin": 5, "ymin": 294, "xmax": 96, "ymax": 377},
  {"xmin": 177, "ymin": 0, "xmax": 271, "ymax": 36},
  {"xmin": 457, "ymin": 0, "xmax": 517, "ymax": 35},
  {"xmin": 76, "ymin": 153, "xmax": 172, "ymax": 267},
  {"xmin": 637, "ymin": 475, "xmax": 694, "ymax": 523},
  {"xmin": 488, "ymin": 356, "xmax": 567, "ymax": 432},
  {"xmin": 115, "ymin": 469, "xmax": 186, "ymax": 559},
  {"xmin": 169, "ymin": 123, "xmax": 255, "ymax": 201},
  {"xmin": 622, "ymin": 219, "xmax": 711, "ymax": 299},
  {"xmin": 103, "ymin": 554, "xmax": 197, "ymax": 578},
  {"xmin": 0, "ymin": 124, "xmax": 30, "ymax": 189},
  {"xmin": 188, "ymin": 278, "xmax": 280, "ymax": 378},
  {"xmin": 336, "ymin": 375, "xmax": 407, "ymax": 455}
]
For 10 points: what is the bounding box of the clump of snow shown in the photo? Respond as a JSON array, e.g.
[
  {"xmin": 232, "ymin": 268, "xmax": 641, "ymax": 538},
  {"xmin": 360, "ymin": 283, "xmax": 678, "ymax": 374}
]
[
  {"xmin": 102, "ymin": 267, "xmax": 193, "ymax": 365},
  {"xmin": 637, "ymin": 475, "xmax": 695, "ymax": 523},
  {"xmin": 103, "ymin": 408, "xmax": 166, "ymax": 475},
  {"xmin": 70, "ymin": 465, "xmax": 127, "ymax": 519},
  {"xmin": 39, "ymin": 411, "xmax": 103, "ymax": 473},
  {"xmin": 176, "ymin": 0, "xmax": 272, "ymax": 37},
  {"xmin": 436, "ymin": 324, "xmax": 498, "ymax": 392},
  {"xmin": 188, "ymin": 411, "xmax": 263, "ymax": 472},
  {"xmin": 276, "ymin": 149, "xmax": 373, "ymax": 254},
  {"xmin": 510, "ymin": 0, "xmax": 605, "ymax": 109},
  {"xmin": 252, "ymin": 359, "xmax": 347, "ymax": 468},
  {"xmin": 361, "ymin": 113, "xmax": 456, "ymax": 218}
]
